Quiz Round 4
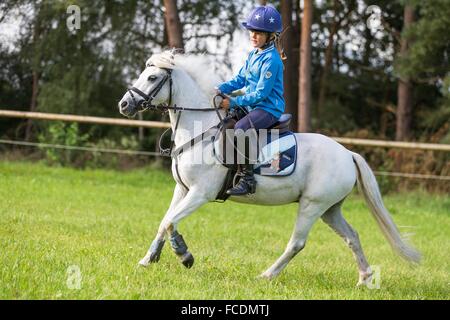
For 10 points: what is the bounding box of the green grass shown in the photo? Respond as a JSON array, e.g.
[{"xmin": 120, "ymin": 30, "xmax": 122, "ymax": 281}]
[{"xmin": 0, "ymin": 161, "xmax": 449, "ymax": 299}]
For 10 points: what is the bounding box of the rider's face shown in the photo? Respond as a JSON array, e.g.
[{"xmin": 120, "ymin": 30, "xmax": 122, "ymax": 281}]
[{"xmin": 249, "ymin": 30, "xmax": 268, "ymax": 49}]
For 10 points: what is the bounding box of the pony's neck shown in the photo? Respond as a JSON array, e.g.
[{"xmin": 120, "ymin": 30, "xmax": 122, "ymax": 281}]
[{"xmin": 168, "ymin": 69, "xmax": 221, "ymax": 147}]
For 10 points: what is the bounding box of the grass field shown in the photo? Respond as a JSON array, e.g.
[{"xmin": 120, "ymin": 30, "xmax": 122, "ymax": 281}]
[{"xmin": 0, "ymin": 161, "xmax": 449, "ymax": 299}]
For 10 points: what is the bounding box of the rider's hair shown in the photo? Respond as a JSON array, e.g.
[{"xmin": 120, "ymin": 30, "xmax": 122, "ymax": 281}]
[{"xmin": 267, "ymin": 32, "xmax": 287, "ymax": 61}]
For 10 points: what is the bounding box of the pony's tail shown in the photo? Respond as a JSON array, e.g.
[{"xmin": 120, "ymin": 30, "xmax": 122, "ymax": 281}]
[{"xmin": 351, "ymin": 151, "xmax": 422, "ymax": 264}]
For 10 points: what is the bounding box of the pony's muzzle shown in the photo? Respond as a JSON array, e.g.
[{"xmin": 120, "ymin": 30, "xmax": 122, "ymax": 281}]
[{"xmin": 118, "ymin": 99, "xmax": 138, "ymax": 118}]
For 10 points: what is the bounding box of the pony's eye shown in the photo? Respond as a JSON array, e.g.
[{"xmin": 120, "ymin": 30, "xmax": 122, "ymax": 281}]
[{"xmin": 148, "ymin": 75, "xmax": 157, "ymax": 82}]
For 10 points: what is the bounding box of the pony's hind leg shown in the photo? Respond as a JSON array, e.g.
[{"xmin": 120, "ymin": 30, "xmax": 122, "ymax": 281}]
[
  {"xmin": 139, "ymin": 183, "xmax": 187, "ymax": 266},
  {"xmin": 259, "ymin": 198, "xmax": 328, "ymax": 279},
  {"xmin": 321, "ymin": 201, "xmax": 372, "ymax": 286}
]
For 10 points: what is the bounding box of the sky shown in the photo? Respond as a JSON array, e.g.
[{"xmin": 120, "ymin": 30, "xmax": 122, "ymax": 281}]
[{"xmin": 0, "ymin": 7, "xmax": 26, "ymax": 50}]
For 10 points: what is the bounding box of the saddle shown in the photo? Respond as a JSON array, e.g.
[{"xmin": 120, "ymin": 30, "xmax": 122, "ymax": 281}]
[
  {"xmin": 268, "ymin": 113, "xmax": 293, "ymax": 133},
  {"xmin": 213, "ymin": 113, "xmax": 298, "ymax": 201}
]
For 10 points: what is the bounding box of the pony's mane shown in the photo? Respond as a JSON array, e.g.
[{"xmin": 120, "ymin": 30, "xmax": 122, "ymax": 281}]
[{"xmin": 147, "ymin": 51, "xmax": 224, "ymax": 97}]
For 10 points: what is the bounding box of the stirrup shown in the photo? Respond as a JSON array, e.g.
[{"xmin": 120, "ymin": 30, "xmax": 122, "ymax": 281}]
[{"xmin": 226, "ymin": 170, "xmax": 256, "ymax": 196}]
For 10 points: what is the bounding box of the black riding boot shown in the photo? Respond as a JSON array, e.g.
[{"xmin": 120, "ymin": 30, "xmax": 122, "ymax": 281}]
[{"xmin": 226, "ymin": 164, "xmax": 256, "ymax": 196}]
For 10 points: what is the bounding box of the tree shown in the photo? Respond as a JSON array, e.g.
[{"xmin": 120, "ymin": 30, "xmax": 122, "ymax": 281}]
[
  {"xmin": 316, "ymin": 0, "xmax": 355, "ymax": 117},
  {"xmin": 163, "ymin": 0, "xmax": 184, "ymax": 49},
  {"xmin": 281, "ymin": 0, "xmax": 299, "ymax": 131},
  {"xmin": 396, "ymin": 0, "xmax": 450, "ymax": 140},
  {"xmin": 25, "ymin": 1, "xmax": 43, "ymax": 141},
  {"xmin": 395, "ymin": 3, "xmax": 414, "ymax": 141},
  {"xmin": 299, "ymin": 0, "xmax": 313, "ymax": 132}
]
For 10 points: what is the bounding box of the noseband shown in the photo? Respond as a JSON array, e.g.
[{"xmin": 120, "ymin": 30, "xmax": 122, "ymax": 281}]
[{"xmin": 127, "ymin": 67, "xmax": 173, "ymax": 113}]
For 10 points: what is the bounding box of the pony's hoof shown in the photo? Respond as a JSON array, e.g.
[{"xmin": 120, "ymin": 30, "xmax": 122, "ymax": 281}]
[
  {"xmin": 258, "ymin": 272, "xmax": 275, "ymax": 280},
  {"xmin": 356, "ymin": 273, "xmax": 373, "ymax": 288},
  {"xmin": 181, "ymin": 252, "xmax": 194, "ymax": 268},
  {"xmin": 138, "ymin": 257, "xmax": 150, "ymax": 267},
  {"xmin": 138, "ymin": 251, "xmax": 161, "ymax": 267},
  {"xmin": 356, "ymin": 280, "xmax": 367, "ymax": 288}
]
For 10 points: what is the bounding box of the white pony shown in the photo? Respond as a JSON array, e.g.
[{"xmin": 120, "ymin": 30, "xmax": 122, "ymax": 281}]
[{"xmin": 118, "ymin": 51, "xmax": 421, "ymax": 285}]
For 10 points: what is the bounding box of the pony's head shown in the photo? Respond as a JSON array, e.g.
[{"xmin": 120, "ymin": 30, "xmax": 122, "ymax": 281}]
[
  {"xmin": 118, "ymin": 52, "xmax": 176, "ymax": 118},
  {"xmin": 119, "ymin": 50, "xmax": 224, "ymax": 118}
]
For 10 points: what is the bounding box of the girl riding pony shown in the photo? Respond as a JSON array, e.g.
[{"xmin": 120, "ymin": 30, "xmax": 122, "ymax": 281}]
[{"xmin": 216, "ymin": 5, "xmax": 286, "ymax": 196}]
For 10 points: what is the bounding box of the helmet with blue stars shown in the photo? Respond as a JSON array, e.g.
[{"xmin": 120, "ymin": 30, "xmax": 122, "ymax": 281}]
[{"xmin": 241, "ymin": 5, "xmax": 282, "ymax": 33}]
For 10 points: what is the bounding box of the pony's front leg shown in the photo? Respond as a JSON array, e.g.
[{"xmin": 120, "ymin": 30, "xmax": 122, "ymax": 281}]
[
  {"xmin": 139, "ymin": 184, "xmax": 187, "ymax": 267},
  {"xmin": 163, "ymin": 188, "xmax": 209, "ymax": 268}
]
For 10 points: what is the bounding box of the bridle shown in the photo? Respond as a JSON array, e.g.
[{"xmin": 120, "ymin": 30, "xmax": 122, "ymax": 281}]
[
  {"xmin": 127, "ymin": 66, "xmax": 173, "ymax": 113},
  {"xmin": 126, "ymin": 65, "xmax": 226, "ymax": 157}
]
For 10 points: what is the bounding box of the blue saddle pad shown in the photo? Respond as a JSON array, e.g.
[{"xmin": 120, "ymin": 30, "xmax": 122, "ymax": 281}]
[{"xmin": 254, "ymin": 131, "xmax": 297, "ymax": 177}]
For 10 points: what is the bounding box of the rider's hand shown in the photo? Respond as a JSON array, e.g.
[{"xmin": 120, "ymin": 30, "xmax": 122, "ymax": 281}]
[{"xmin": 220, "ymin": 98, "xmax": 230, "ymax": 110}]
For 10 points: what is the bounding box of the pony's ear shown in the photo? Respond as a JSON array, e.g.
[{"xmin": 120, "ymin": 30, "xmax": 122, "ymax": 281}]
[{"xmin": 147, "ymin": 52, "xmax": 176, "ymax": 69}]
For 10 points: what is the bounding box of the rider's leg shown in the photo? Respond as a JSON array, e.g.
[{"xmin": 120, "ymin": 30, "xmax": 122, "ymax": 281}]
[
  {"xmin": 239, "ymin": 108, "xmax": 279, "ymax": 130},
  {"xmin": 226, "ymin": 108, "xmax": 279, "ymax": 196}
]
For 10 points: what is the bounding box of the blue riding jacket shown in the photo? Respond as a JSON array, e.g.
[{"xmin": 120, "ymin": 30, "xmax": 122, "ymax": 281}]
[{"xmin": 217, "ymin": 43, "xmax": 285, "ymax": 119}]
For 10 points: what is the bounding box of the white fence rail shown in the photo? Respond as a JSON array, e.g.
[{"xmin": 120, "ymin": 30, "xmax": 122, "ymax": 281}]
[
  {"xmin": 1, "ymin": 109, "xmax": 449, "ymax": 151},
  {"xmin": 0, "ymin": 110, "xmax": 170, "ymax": 129},
  {"xmin": 331, "ymin": 137, "xmax": 450, "ymax": 152}
]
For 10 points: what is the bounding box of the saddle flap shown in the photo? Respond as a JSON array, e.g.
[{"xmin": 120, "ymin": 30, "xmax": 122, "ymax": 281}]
[{"xmin": 254, "ymin": 132, "xmax": 297, "ymax": 176}]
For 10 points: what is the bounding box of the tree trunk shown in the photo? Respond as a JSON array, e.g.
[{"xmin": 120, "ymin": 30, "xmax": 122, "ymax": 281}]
[
  {"xmin": 298, "ymin": 0, "xmax": 313, "ymax": 132},
  {"xmin": 25, "ymin": 15, "xmax": 41, "ymax": 141},
  {"xmin": 25, "ymin": 71, "xmax": 39, "ymax": 141},
  {"xmin": 396, "ymin": 5, "xmax": 414, "ymax": 141},
  {"xmin": 163, "ymin": 0, "xmax": 184, "ymax": 50},
  {"xmin": 281, "ymin": 0, "xmax": 298, "ymax": 131},
  {"xmin": 317, "ymin": 0, "xmax": 340, "ymax": 118},
  {"xmin": 317, "ymin": 0, "xmax": 354, "ymax": 118},
  {"xmin": 316, "ymin": 20, "xmax": 337, "ymax": 118}
]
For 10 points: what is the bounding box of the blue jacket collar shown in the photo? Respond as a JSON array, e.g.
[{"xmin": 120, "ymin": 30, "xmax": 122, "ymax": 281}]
[{"xmin": 254, "ymin": 43, "xmax": 275, "ymax": 55}]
